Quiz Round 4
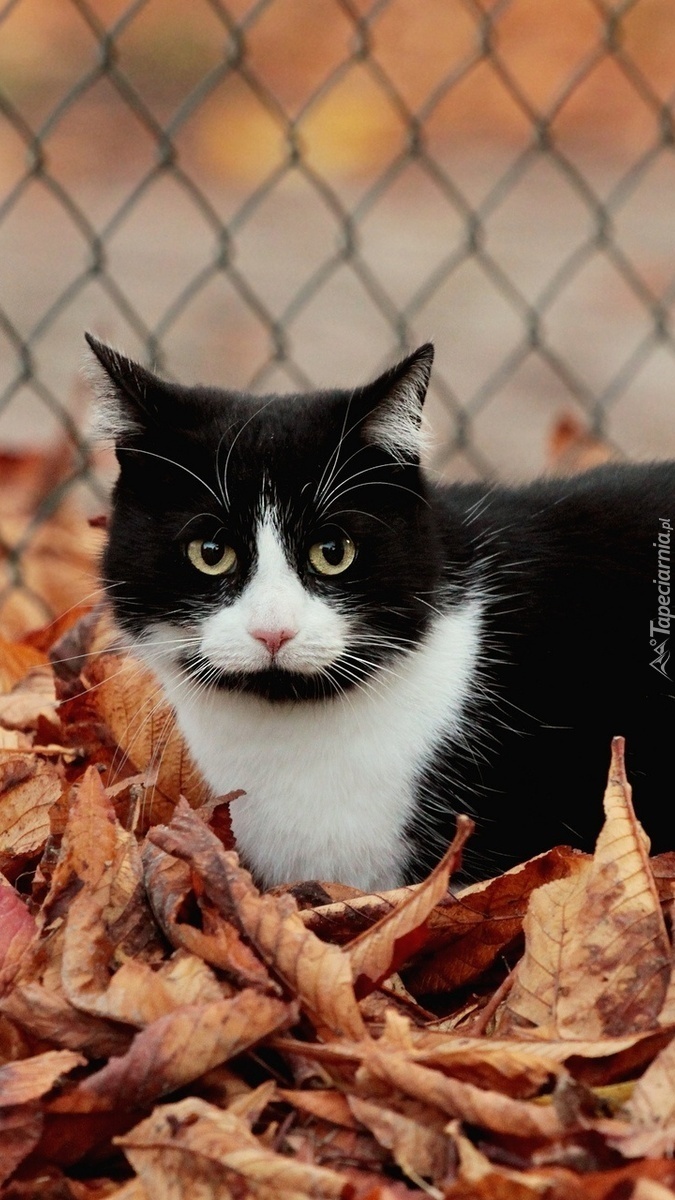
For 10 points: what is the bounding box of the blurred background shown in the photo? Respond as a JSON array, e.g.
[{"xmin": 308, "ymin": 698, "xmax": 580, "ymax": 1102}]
[{"xmin": 2, "ymin": 0, "xmax": 675, "ymax": 626}]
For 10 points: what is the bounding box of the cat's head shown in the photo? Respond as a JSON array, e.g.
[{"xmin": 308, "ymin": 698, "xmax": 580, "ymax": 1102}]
[{"xmin": 87, "ymin": 334, "xmax": 443, "ymax": 702}]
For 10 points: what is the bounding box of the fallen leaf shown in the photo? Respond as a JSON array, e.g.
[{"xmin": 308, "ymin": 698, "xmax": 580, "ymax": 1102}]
[
  {"xmin": 0, "ymin": 878, "xmax": 37, "ymax": 990},
  {"xmin": 0, "ymin": 928, "xmax": 133, "ymax": 1059},
  {"xmin": 55, "ymin": 768, "xmax": 226, "ymax": 1028},
  {"xmin": 0, "ymin": 638, "xmax": 48, "ymax": 693},
  {"xmin": 149, "ymin": 800, "xmax": 367, "ymax": 1041},
  {"xmin": 506, "ymin": 738, "xmax": 671, "ymax": 1038},
  {"xmin": 358, "ymin": 1045, "xmax": 566, "ymax": 1139},
  {"xmin": 0, "ymin": 665, "xmax": 58, "ymax": 730},
  {"xmin": 625, "ymin": 1031, "xmax": 675, "ymax": 1129},
  {"xmin": 348, "ymin": 1095, "xmax": 452, "ymax": 1186},
  {"xmin": 0, "ymin": 1105, "xmax": 44, "ymax": 1188},
  {"xmin": 53, "ymin": 989, "xmax": 294, "ymax": 1113},
  {"xmin": 278, "ymin": 1088, "xmax": 358, "ymax": 1129},
  {"xmin": 547, "ymin": 412, "xmax": 615, "ymax": 475},
  {"xmin": 142, "ymin": 840, "xmax": 271, "ymax": 991},
  {"xmin": 117, "ymin": 1096, "xmax": 351, "ymax": 1199},
  {"xmin": 85, "ymin": 654, "xmax": 210, "ymax": 811},
  {"xmin": 0, "ymin": 1049, "xmax": 85, "ymax": 1105},
  {"xmin": 0, "ymin": 753, "xmax": 63, "ymax": 879},
  {"xmin": 304, "ymin": 846, "xmax": 586, "ymax": 994},
  {"xmin": 347, "ymin": 817, "xmax": 473, "ymax": 999},
  {"xmin": 446, "ymin": 1120, "xmax": 576, "ymax": 1199}
]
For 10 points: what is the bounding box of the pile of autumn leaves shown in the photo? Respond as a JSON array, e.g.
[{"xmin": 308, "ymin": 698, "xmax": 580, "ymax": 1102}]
[{"xmin": 2, "ymin": 611, "xmax": 675, "ymax": 1198}]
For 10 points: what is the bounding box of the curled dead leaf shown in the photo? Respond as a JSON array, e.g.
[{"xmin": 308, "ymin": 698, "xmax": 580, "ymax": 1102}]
[
  {"xmin": 149, "ymin": 800, "xmax": 367, "ymax": 1041},
  {"xmin": 85, "ymin": 653, "xmax": 210, "ymax": 811},
  {"xmin": 348, "ymin": 1095, "xmax": 452, "ymax": 1187},
  {"xmin": 507, "ymin": 738, "xmax": 671, "ymax": 1038},
  {"xmin": 0, "ymin": 665, "xmax": 58, "ymax": 731},
  {"xmin": 142, "ymin": 840, "xmax": 271, "ymax": 991},
  {"xmin": 117, "ymin": 1096, "xmax": 352, "ymax": 1199},
  {"xmin": 52, "ymin": 988, "xmax": 294, "ymax": 1114},
  {"xmin": 0, "ymin": 753, "xmax": 62, "ymax": 879},
  {"xmin": 347, "ymin": 816, "xmax": 473, "ymax": 999}
]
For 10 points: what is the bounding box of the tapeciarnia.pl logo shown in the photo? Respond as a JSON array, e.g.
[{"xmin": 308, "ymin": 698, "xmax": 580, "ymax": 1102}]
[{"xmin": 650, "ymin": 517, "xmax": 672, "ymax": 679}]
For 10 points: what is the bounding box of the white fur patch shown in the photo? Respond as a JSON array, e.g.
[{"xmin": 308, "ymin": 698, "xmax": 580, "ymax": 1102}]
[
  {"xmin": 364, "ymin": 356, "xmax": 432, "ymax": 463},
  {"xmin": 141, "ymin": 592, "xmax": 483, "ymax": 892},
  {"xmin": 199, "ymin": 516, "xmax": 350, "ymax": 676},
  {"xmin": 83, "ymin": 346, "xmax": 146, "ymax": 443}
]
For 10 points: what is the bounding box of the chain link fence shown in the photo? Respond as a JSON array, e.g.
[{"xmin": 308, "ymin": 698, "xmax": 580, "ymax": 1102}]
[{"xmin": 2, "ymin": 0, "xmax": 675, "ymax": 617}]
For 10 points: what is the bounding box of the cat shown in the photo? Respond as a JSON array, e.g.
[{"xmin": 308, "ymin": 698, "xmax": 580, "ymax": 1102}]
[{"xmin": 87, "ymin": 332, "xmax": 675, "ymax": 890}]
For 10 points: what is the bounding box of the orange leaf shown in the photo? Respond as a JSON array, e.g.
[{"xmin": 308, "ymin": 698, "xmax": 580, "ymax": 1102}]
[
  {"xmin": 0, "ymin": 753, "xmax": 62, "ymax": 879},
  {"xmin": 149, "ymin": 800, "xmax": 367, "ymax": 1041},
  {"xmin": 118, "ymin": 1096, "xmax": 351, "ymax": 1198},
  {"xmin": 55, "ymin": 989, "xmax": 294, "ymax": 1113},
  {"xmin": 0, "ymin": 878, "xmax": 37, "ymax": 990},
  {"xmin": 507, "ymin": 738, "xmax": 671, "ymax": 1038},
  {"xmin": 0, "ymin": 637, "xmax": 48, "ymax": 693},
  {"xmin": 85, "ymin": 654, "xmax": 209, "ymax": 811},
  {"xmin": 346, "ymin": 816, "xmax": 473, "ymax": 998},
  {"xmin": 0, "ymin": 1049, "xmax": 85, "ymax": 1105}
]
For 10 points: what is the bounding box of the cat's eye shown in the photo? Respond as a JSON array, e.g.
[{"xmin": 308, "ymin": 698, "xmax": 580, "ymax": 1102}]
[
  {"xmin": 187, "ymin": 538, "xmax": 237, "ymax": 576},
  {"xmin": 308, "ymin": 534, "xmax": 356, "ymax": 576}
]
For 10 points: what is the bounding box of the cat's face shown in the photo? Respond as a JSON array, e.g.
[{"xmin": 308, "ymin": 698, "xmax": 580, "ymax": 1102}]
[{"xmin": 89, "ymin": 337, "xmax": 442, "ymax": 702}]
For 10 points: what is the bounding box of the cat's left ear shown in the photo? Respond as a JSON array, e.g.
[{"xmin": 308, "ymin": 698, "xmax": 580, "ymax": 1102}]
[
  {"xmin": 360, "ymin": 343, "xmax": 434, "ymax": 464},
  {"xmin": 84, "ymin": 333, "xmax": 173, "ymax": 442}
]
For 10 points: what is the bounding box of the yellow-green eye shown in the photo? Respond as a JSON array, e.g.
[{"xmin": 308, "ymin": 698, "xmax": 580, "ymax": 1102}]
[
  {"xmin": 308, "ymin": 534, "xmax": 356, "ymax": 576},
  {"xmin": 187, "ymin": 538, "xmax": 237, "ymax": 576}
]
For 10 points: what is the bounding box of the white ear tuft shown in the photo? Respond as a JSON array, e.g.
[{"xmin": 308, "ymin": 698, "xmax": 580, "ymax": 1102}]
[
  {"xmin": 83, "ymin": 362, "xmax": 145, "ymax": 443},
  {"xmin": 83, "ymin": 334, "xmax": 153, "ymax": 443},
  {"xmin": 363, "ymin": 343, "xmax": 434, "ymax": 463}
]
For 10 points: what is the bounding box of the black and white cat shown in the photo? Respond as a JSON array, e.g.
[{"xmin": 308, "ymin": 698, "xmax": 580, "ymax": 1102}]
[{"xmin": 88, "ymin": 333, "xmax": 675, "ymax": 889}]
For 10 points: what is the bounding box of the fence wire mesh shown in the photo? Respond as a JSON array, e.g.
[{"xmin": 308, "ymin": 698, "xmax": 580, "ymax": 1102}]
[{"xmin": 2, "ymin": 0, "xmax": 675, "ymax": 616}]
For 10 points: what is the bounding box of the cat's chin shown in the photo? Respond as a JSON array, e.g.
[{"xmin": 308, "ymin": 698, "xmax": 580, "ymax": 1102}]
[{"xmin": 181, "ymin": 657, "xmax": 349, "ymax": 703}]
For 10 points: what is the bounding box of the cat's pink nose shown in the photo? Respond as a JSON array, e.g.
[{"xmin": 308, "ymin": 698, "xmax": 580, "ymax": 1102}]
[{"xmin": 250, "ymin": 627, "xmax": 297, "ymax": 656}]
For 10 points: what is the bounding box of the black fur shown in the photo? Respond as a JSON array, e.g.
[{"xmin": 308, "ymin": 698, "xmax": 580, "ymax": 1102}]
[{"xmin": 90, "ymin": 332, "xmax": 675, "ymax": 880}]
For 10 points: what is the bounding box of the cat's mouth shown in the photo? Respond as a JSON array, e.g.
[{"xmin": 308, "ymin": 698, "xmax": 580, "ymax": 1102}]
[{"xmin": 179, "ymin": 653, "xmax": 350, "ymax": 702}]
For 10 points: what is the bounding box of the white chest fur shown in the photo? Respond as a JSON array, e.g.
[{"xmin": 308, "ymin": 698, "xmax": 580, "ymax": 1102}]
[{"xmin": 158, "ymin": 600, "xmax": 482, "ymax": 891}]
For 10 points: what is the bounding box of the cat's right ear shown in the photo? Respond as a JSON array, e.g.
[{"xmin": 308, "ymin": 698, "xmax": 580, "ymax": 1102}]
[{"xmin": 85, "ymin": 333, "xmax": 168, "ymax": 442}]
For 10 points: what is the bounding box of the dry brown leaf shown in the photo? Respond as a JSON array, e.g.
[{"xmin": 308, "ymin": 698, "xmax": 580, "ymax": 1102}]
[
  {"xmin": 0, "ymin": 753, "xmax": 63, "ymax": 878},
  {"xmin": 305, "ymin": 846, "xmax": 586, "ymax": 996},
  {"xmin": 0, "ymin": 506, "xmax": 101, "ymax": 641},
  {"xmin": 357, "ymin": 1045, "xmax": 566, "ymax": 1139},
  {"xmin": 547, "ymin": 412, "xmax": 615, "ymax": 475},
  {"xmin": 149, "ymin": 799, "xmax": 367, "ymax": 1041},
  {"xmin": 278, "ymin": 1088, "xmax": 359, "ymax": 1129},
  {"xmin": 605, "ymin": 1123, "xmax": 675, "ymax": 1161},
  {"xmin": 118, "ymin": 1096, "xmax": 351, "ymax": 1199},
  {"xmin": 0, "ymin": 665, "xmax": 59, "ymax": 731},
  {"xmin": 142, "ymin": 841, "xmax": 271, "ymax": 990},
  {"xmin": 0, "ymin": 878, "xmax": 37, "ymax": 991},
  {"xmin": 0, "ymin": 771, "xmax": 136, "ymax": 1056},
  {"xmin": 0, "ymin": 925, "xmax": 133, "ymax": 1059},
  {"xmin": 0, "ymin": 1049, "xmax": 85, "ymax": 1105},
  {"xmin": 0, "ymin": 638, "xmax": 48, "ymax": 693},
  {"xmin": 380, "ymin": 1014, "xmax": 558, "ymax": 1098},
  {"xmin": 506, "ymin": 738, "xmax": 671, "ymax": 1038},
  {"xmin": 0, "ymin": 1105, "xmax": 44, "ymax": 1188},
  {"xmin": 403, "ymin": 1025, "xmax": 675, "ymax": 1090},
  {"xmin": 347, "ymin": 816, "xmax": 473, "ymax": 999},
  {"xmin": 57, "ymin": 768, "xmax": 226, "ymax": 1027},
  {"xmin": 631, "ymin": 1182, "xmax": 675, "ymax": 1200},
  {"xmin": 625, "ymin": 1032, "xmax": 675, "ymax": 1129},
  {"xmin": 85, "ymin": 653, "xmax": 210, "ymax": 810},
  {"xmin": 446, "ymin": 1121, "xmax": 575, "ymax": 1199},
  {"xmin": 276, "ymin": 1026, "xmax": 675, "ymax": 1103},
  {"xmin": 53, "ymin": 989, "xmax": 294, "ymax": 1114},
  {"xmin": 104, "ymin": 1183, "xmax": 149, "ymax": 1200},
  {"xmin": 348, "ymin": 1095, "xmax": 452, "ymax": 1186}
]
